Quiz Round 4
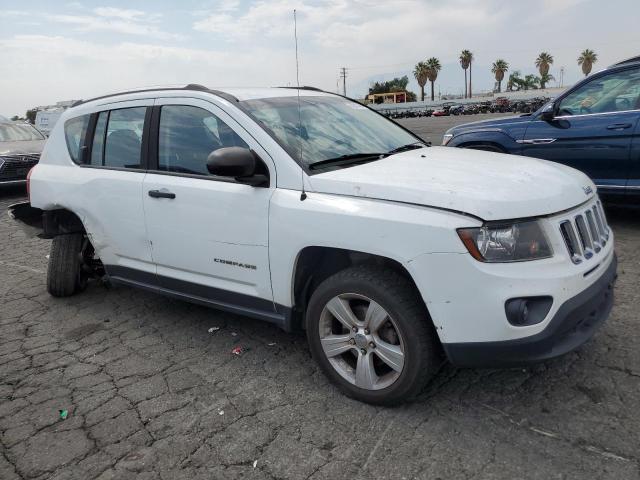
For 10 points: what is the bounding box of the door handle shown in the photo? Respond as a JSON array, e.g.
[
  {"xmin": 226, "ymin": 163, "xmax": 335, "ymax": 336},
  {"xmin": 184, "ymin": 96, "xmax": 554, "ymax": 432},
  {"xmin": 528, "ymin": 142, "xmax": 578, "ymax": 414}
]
[
  {"xmin": 606, "ymin": 123, "xmax": 632, "ymax": 130},
  {"xmin": 148, "ymin": 189, "xmax": 176, "ymax": 199}
]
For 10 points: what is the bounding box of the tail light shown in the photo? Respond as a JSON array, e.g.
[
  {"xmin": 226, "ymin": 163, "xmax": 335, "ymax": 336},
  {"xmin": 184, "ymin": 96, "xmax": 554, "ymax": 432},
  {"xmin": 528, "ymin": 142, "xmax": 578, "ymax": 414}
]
[{"xmin": 26, "ymin": 166, "xmax": 35, "ymax": 202}]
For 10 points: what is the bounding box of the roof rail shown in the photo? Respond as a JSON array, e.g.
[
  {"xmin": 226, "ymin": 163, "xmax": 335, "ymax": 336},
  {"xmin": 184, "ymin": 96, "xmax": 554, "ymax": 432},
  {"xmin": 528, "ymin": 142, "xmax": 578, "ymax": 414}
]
[
  {"xmin": 71, "ymin": 84, "xmax": 239, "ymax": 108},
  {"xmin": 277, "ymin": 86, "xmax": 326, "ymax": 92},
  {"xmin": 611, "ymin": 55, "xmax": 640, "ymax": 67}
]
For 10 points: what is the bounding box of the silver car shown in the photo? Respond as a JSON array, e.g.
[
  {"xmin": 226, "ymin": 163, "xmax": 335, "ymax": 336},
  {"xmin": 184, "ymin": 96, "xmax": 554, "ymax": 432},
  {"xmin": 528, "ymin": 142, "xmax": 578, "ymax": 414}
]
[{"xmin": 0, "ymin": 120, "xmax": 46, "ymax": 185}]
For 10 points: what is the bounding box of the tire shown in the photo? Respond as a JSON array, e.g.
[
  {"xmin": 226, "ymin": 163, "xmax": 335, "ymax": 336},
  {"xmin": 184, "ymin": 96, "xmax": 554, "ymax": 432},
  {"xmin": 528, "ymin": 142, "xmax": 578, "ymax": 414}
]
[
  {"xmin": 47, "ymin": 233, "xmax": 87, "ymax": 297},
  {"xmin": 306, "ymin": 265, "xmax": 441, "ymax": 405}
]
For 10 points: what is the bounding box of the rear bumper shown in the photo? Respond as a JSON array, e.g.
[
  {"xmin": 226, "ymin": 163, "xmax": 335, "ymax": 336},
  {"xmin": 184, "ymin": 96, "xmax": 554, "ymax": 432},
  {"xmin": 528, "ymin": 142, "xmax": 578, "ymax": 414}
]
[{"xmin": 442, "ymin": 254, "xmax": 617, "ymax": 368}]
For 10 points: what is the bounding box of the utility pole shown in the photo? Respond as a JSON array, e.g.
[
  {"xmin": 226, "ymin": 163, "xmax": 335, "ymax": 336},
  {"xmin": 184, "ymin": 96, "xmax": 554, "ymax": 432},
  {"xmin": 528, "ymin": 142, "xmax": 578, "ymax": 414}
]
[{"xmin": 339, "ymin": 67, "xmax": 347, "ymax": 96}]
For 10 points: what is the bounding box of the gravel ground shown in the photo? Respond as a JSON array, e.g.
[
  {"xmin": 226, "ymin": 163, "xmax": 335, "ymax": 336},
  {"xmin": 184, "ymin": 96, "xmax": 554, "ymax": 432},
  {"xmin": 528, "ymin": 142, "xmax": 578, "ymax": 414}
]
[{"xmin": 1, "ymin": 114, "xmax": 639, "ymax": 480}]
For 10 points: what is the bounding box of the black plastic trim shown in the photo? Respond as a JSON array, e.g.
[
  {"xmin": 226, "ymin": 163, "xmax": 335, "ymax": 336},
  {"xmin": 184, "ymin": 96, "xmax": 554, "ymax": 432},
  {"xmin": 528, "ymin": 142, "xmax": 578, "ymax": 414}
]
[
  {"xmin": 443, "ymin": 254, "xmax": 617, "ymax": 368},
  {"xmin": 140, "ymin": 107, "xmax": 153, "ymax": 170},
  {"xmin": 104, "ymin": 265, "xmax": 293, "ymax": 331}
]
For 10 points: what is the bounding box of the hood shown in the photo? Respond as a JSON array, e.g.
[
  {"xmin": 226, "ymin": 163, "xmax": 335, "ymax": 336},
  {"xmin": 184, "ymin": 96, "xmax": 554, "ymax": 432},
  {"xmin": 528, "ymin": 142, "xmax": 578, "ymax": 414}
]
[
  {"xmin": 309, "ymin": 147, "xmax": 595, "ymax": 221},
  {"xmin": 447, "ymin": 114, "xmax": 531, "ymax": 136},
  {"xmin": 0, "ymin": 140, "xmax": 45, "ymax": 156}
]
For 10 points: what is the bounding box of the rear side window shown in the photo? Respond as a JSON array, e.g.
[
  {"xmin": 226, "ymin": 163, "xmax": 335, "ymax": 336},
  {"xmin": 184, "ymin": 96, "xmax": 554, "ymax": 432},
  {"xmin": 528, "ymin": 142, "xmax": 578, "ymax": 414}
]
[
  {"xmin": 64, "ymin": 115, "xmax": 90, "ymax": 163},
  {"xmin": 90, "ymin": 107, "xmax": 146, "ymax": 169},
  {"xmin": 158, "ymin": 105, "xmax": 248, "ymax": 175}
]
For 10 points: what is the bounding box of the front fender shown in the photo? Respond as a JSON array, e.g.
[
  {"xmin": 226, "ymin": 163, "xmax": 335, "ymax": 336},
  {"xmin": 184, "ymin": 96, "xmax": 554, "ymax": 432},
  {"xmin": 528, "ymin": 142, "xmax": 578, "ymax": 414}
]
[{"xmin": 268, "ymin": 190, "xmax": 475, "ymax": 309}]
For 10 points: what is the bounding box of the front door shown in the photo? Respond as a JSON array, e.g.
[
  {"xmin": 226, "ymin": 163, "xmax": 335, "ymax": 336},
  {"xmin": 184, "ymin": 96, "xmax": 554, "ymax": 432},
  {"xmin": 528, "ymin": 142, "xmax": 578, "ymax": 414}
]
[
  {"xmin": 141, "ymin": 98, "xmax": 278, "ymax": 319},
  {"xmin": 520, "ymin": 66, "xmax": 640, "ymax": 201}
]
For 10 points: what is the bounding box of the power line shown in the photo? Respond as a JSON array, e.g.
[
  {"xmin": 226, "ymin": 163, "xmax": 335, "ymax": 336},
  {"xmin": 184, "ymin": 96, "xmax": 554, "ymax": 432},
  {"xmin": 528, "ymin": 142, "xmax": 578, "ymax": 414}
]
[{"xmin": 339, "ymin": 67, "xmax": 348, "ymax": 96}]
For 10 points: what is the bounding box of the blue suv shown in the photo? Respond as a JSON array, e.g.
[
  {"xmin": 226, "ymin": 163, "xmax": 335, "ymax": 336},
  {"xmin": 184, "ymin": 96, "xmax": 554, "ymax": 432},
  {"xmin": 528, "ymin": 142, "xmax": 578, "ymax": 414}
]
[{"xmin": 443, "ymin": 56, "xmax": 640, "ymax": 204}]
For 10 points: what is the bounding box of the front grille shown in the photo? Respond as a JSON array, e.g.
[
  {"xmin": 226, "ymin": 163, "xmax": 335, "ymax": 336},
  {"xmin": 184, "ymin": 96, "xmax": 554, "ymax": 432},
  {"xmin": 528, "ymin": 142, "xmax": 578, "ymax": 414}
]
[
  {"xmin": 559, "ymin": 200, "xmax": 609, "ymax": 265},
  {"xmin": 0, "ymin": 153, "xmax": 40, "ymax": 180}
]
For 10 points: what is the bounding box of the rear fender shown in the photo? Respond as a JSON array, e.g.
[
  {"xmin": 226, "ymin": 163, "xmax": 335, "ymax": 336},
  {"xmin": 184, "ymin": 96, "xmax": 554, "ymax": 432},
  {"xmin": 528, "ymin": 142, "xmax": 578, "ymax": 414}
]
[{"xmin": 8, "ymin": 202, "xmax": 84, "ymax": 239}]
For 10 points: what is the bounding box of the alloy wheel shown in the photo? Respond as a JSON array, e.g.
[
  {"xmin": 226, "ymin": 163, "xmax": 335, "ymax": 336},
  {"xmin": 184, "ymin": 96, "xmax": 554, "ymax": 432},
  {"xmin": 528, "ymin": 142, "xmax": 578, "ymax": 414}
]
[{"xmin": 318, "ymin": 293, "xmax": 405, "ymax": 390}]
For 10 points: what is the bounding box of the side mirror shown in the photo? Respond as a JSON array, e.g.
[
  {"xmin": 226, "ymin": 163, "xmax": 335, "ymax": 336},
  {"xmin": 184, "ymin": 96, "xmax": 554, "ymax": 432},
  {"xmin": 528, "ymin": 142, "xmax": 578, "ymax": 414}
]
[
  {"xmin": 539, "ymin": 102, "xmax": 556, "ymax": 121},
  {"xmin": 206, "ymin": 147, "xmax": 268, "ymax": 187}
]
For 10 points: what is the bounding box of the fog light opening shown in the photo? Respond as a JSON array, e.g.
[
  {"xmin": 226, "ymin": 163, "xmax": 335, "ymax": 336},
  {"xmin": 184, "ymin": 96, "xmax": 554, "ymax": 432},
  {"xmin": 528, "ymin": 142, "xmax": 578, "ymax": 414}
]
[{"xmin": 505, "ymin": 296, "xmax": 553, "ymax": 327}]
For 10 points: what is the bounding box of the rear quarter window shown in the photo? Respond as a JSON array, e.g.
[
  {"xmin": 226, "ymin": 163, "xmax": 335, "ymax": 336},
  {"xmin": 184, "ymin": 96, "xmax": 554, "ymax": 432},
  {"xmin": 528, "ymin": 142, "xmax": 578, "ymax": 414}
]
[{"xmin": 64, "ymin": 115, "xmax": 90, "ymax": 164}]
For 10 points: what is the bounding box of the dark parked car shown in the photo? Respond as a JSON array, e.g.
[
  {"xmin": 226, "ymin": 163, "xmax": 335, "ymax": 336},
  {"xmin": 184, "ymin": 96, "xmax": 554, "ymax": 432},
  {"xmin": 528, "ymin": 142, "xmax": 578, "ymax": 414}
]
[
  {"xmin": 443, "ymin": 56, "xmax": 640, "ymax": 204},
  {"xmin": 0, "ymin": 120, "xmax": 46, "ymax": 185}
]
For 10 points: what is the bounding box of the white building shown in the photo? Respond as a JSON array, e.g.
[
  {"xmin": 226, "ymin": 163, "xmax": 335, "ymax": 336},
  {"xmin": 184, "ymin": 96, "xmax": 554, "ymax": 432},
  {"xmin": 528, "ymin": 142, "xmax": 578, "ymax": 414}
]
[{"xmin": 34, "ymin": 100, "xmax": 79, "ymax": 135}]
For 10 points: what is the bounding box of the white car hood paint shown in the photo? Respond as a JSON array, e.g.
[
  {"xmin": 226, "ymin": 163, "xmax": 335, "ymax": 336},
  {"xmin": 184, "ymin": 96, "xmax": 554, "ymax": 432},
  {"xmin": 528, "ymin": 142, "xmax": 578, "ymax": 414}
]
[{"xmin": 309, "ymin": 147, "xmax": 595, "ymax": 221}]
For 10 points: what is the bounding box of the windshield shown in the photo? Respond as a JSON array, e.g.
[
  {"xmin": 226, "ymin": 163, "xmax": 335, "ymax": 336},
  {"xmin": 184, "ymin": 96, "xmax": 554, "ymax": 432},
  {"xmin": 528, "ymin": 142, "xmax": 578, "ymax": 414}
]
[
  {"xmin": 242, "ymin": 95, "xmax": 421, "ymax": 167},
  {"xmin": 0, "ymin": 123, "xmax": 45, "ymax": 142}
]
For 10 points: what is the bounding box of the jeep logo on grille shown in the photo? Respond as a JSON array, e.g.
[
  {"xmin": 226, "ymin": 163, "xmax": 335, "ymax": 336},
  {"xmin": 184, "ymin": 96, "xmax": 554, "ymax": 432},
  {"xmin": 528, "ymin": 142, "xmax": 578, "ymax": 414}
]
[{"xmin": 583, "ymin": 185, "xmax": 593, "ymax": 195}]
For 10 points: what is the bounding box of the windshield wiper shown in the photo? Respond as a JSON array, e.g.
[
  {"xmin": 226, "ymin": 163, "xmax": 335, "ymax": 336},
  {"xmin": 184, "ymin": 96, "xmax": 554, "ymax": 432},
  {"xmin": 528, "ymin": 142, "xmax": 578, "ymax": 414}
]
[
  {"xmin": 308, "ymin": 153, "xmax": 386, "ymax": 170},
  {"xmin": 386, "ymin": 142, "xmax": 427, "ymax": 154}
]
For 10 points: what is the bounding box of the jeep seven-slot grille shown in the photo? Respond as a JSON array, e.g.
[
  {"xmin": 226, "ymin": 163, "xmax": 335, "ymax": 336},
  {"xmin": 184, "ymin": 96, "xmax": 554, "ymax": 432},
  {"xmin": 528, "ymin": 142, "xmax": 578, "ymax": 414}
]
[
  {"xmin": 0, "ymin": 153, "xmax": 40, "ymax": 180},
  {"xmin": 560, "ymin": 201, "xmax": 610, "ymax": 264}
]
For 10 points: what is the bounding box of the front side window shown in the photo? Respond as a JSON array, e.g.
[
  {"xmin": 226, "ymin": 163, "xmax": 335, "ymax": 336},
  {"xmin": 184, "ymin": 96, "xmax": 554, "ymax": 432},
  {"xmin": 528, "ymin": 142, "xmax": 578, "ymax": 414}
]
[
  {"xmin": 557, "ymin": 67, "xmax": 640, "ymax": 116},
  {"xmin": 158, "ymin": 105, "xmax": 248, "ymax": 175},
  {"xmin": 64, "ymin": 115, "xmax": 90, "ymax": 163},
  {"xmin": 241, "ymin": 95, "xmax": 420, "ymax": 167},
  {"xmin": 0, "ymin": 123, "xmax": 45, "ymax": 142},
  {"xmin": 90, "ymin": 107, "xmax": 146, "ymax": 169}
]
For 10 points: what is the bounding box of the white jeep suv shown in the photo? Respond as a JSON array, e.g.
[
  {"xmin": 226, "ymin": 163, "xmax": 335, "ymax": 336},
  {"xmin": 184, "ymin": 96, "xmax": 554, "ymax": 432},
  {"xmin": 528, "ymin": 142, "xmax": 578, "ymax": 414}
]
[{"xmin": 9, "ymin": 85, "xmax": 617, "ymax": 405}]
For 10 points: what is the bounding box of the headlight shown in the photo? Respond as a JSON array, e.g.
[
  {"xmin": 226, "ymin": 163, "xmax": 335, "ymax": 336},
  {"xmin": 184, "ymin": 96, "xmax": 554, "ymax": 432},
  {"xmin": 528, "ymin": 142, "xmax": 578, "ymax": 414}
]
[
  {"xmin": 457, "ymin": 220, "xmax": 552, "ymax": 262},
  {"xmin": 442, "ymin": 133, "xmax": 454, "ymax": 146}
]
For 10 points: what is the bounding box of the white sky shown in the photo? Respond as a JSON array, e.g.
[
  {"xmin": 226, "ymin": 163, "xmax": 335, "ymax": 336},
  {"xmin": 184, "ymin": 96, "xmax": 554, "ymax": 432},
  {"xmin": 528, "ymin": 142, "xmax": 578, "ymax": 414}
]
[{"xmin": 1, "ymin": 0, "xmax": 638, "ymax": 116}]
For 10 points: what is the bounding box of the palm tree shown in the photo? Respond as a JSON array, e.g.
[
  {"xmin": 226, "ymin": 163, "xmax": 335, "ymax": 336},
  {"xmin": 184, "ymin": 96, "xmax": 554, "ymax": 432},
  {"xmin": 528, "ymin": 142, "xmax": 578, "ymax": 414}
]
[
  {"xmin": 507, "ymin": 70, "xmax": 521, "ymax": 91},
  {"xmin": 539, "ymin": 72, "xmax": 555, "ymax": 89},
  {"xmin": 425, "ymin": 57, "xmax": 442, "ymax": 101},
  {"xmin": 535, "ymin": 52, "xmax": 554, "ymax": 86},
  {"xmin": 459, "ymin": 50, "xmax": 472, "ymax": 98},
  {"xmin": 491, "ymin": 59, "xmax": 509, "ymax": 93},
  {"xmin": 578, "ymin": 49, "xmax": 598, "ymax": 76},
  {"xmin": 523, "ymin": 74, "xmax": 540, "ymax": 90},
  {"xmin": 413, "ymin": 61, "xmax": 429, "ymax": 101}
]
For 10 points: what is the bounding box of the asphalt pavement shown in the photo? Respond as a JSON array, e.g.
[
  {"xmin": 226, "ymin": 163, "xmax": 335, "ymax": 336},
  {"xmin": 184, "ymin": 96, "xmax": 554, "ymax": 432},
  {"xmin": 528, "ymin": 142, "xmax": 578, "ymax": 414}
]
[{"xmin": 396, "ymin": 112, "xmax": 516, "ymax": 145}]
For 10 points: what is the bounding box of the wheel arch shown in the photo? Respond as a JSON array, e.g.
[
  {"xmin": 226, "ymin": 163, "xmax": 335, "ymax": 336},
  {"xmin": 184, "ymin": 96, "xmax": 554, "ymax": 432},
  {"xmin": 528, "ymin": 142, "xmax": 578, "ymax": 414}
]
[
  {"xmin": 458, "ymin": 141, "xmax": 507, "ymax": 153},
  {"xmin": 448, "ymin": 130, "xmax": 514, "ymax": 153},
  {"xmin": 9, "ymin": 202, "xmax": 87, "ymax": 239},
  {"xmin": 42, "ymin": 208, "xmax": 86, "ymax": 238},
  {"xmin": 289, "ymin": 246, "xmax": 429, "ymax": 331}
]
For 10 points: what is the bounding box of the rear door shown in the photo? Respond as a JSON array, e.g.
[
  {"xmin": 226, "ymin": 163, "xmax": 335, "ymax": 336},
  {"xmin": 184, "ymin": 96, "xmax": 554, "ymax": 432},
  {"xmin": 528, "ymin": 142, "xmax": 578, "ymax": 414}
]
[
  {"xmin": 141, "ymin": 97, "xmax": 278, "ymax": 318},
  {"xmin": 520, "ymin": 66, "xmax": 640, "ymax": 201},
  {"xmin": 68, "ymin": 101, "xmax": 155, "ymax": 276}
]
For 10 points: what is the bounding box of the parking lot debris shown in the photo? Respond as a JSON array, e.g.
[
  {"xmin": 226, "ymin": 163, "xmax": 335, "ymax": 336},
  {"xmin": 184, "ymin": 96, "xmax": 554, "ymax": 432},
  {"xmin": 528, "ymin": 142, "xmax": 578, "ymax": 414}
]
[
  {"xmin": 231, "ymin": 346, "xmax": 243, "ymax": 355},
  {"xmin": 231, "ymin": 332, "xmax": 238, "ymax": 336},
  {"xmin": 218, "ymin": 410, "xmax": 224, "ymax": 415},
  {"xmin": 208, "ymin": 327, "xmax": 220, "ymax": 333},
  {"xmin": 267, "ymin": 342, "xmax": 276, "ymax": 346},
  {"xmin": 59, "ymin": 409, "xmax": 68, "ymax": 420},
  {"xmin": 253, "ymin": 460, "xmax": 258, "ymax": 468}
]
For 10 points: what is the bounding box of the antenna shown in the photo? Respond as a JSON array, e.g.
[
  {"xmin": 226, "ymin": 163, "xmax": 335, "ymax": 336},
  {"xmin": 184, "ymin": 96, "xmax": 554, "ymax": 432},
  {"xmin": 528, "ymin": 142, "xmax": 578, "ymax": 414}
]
[{"xmin": 294, "ymin": 9, "xmax": 306, "ymax": 201}]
